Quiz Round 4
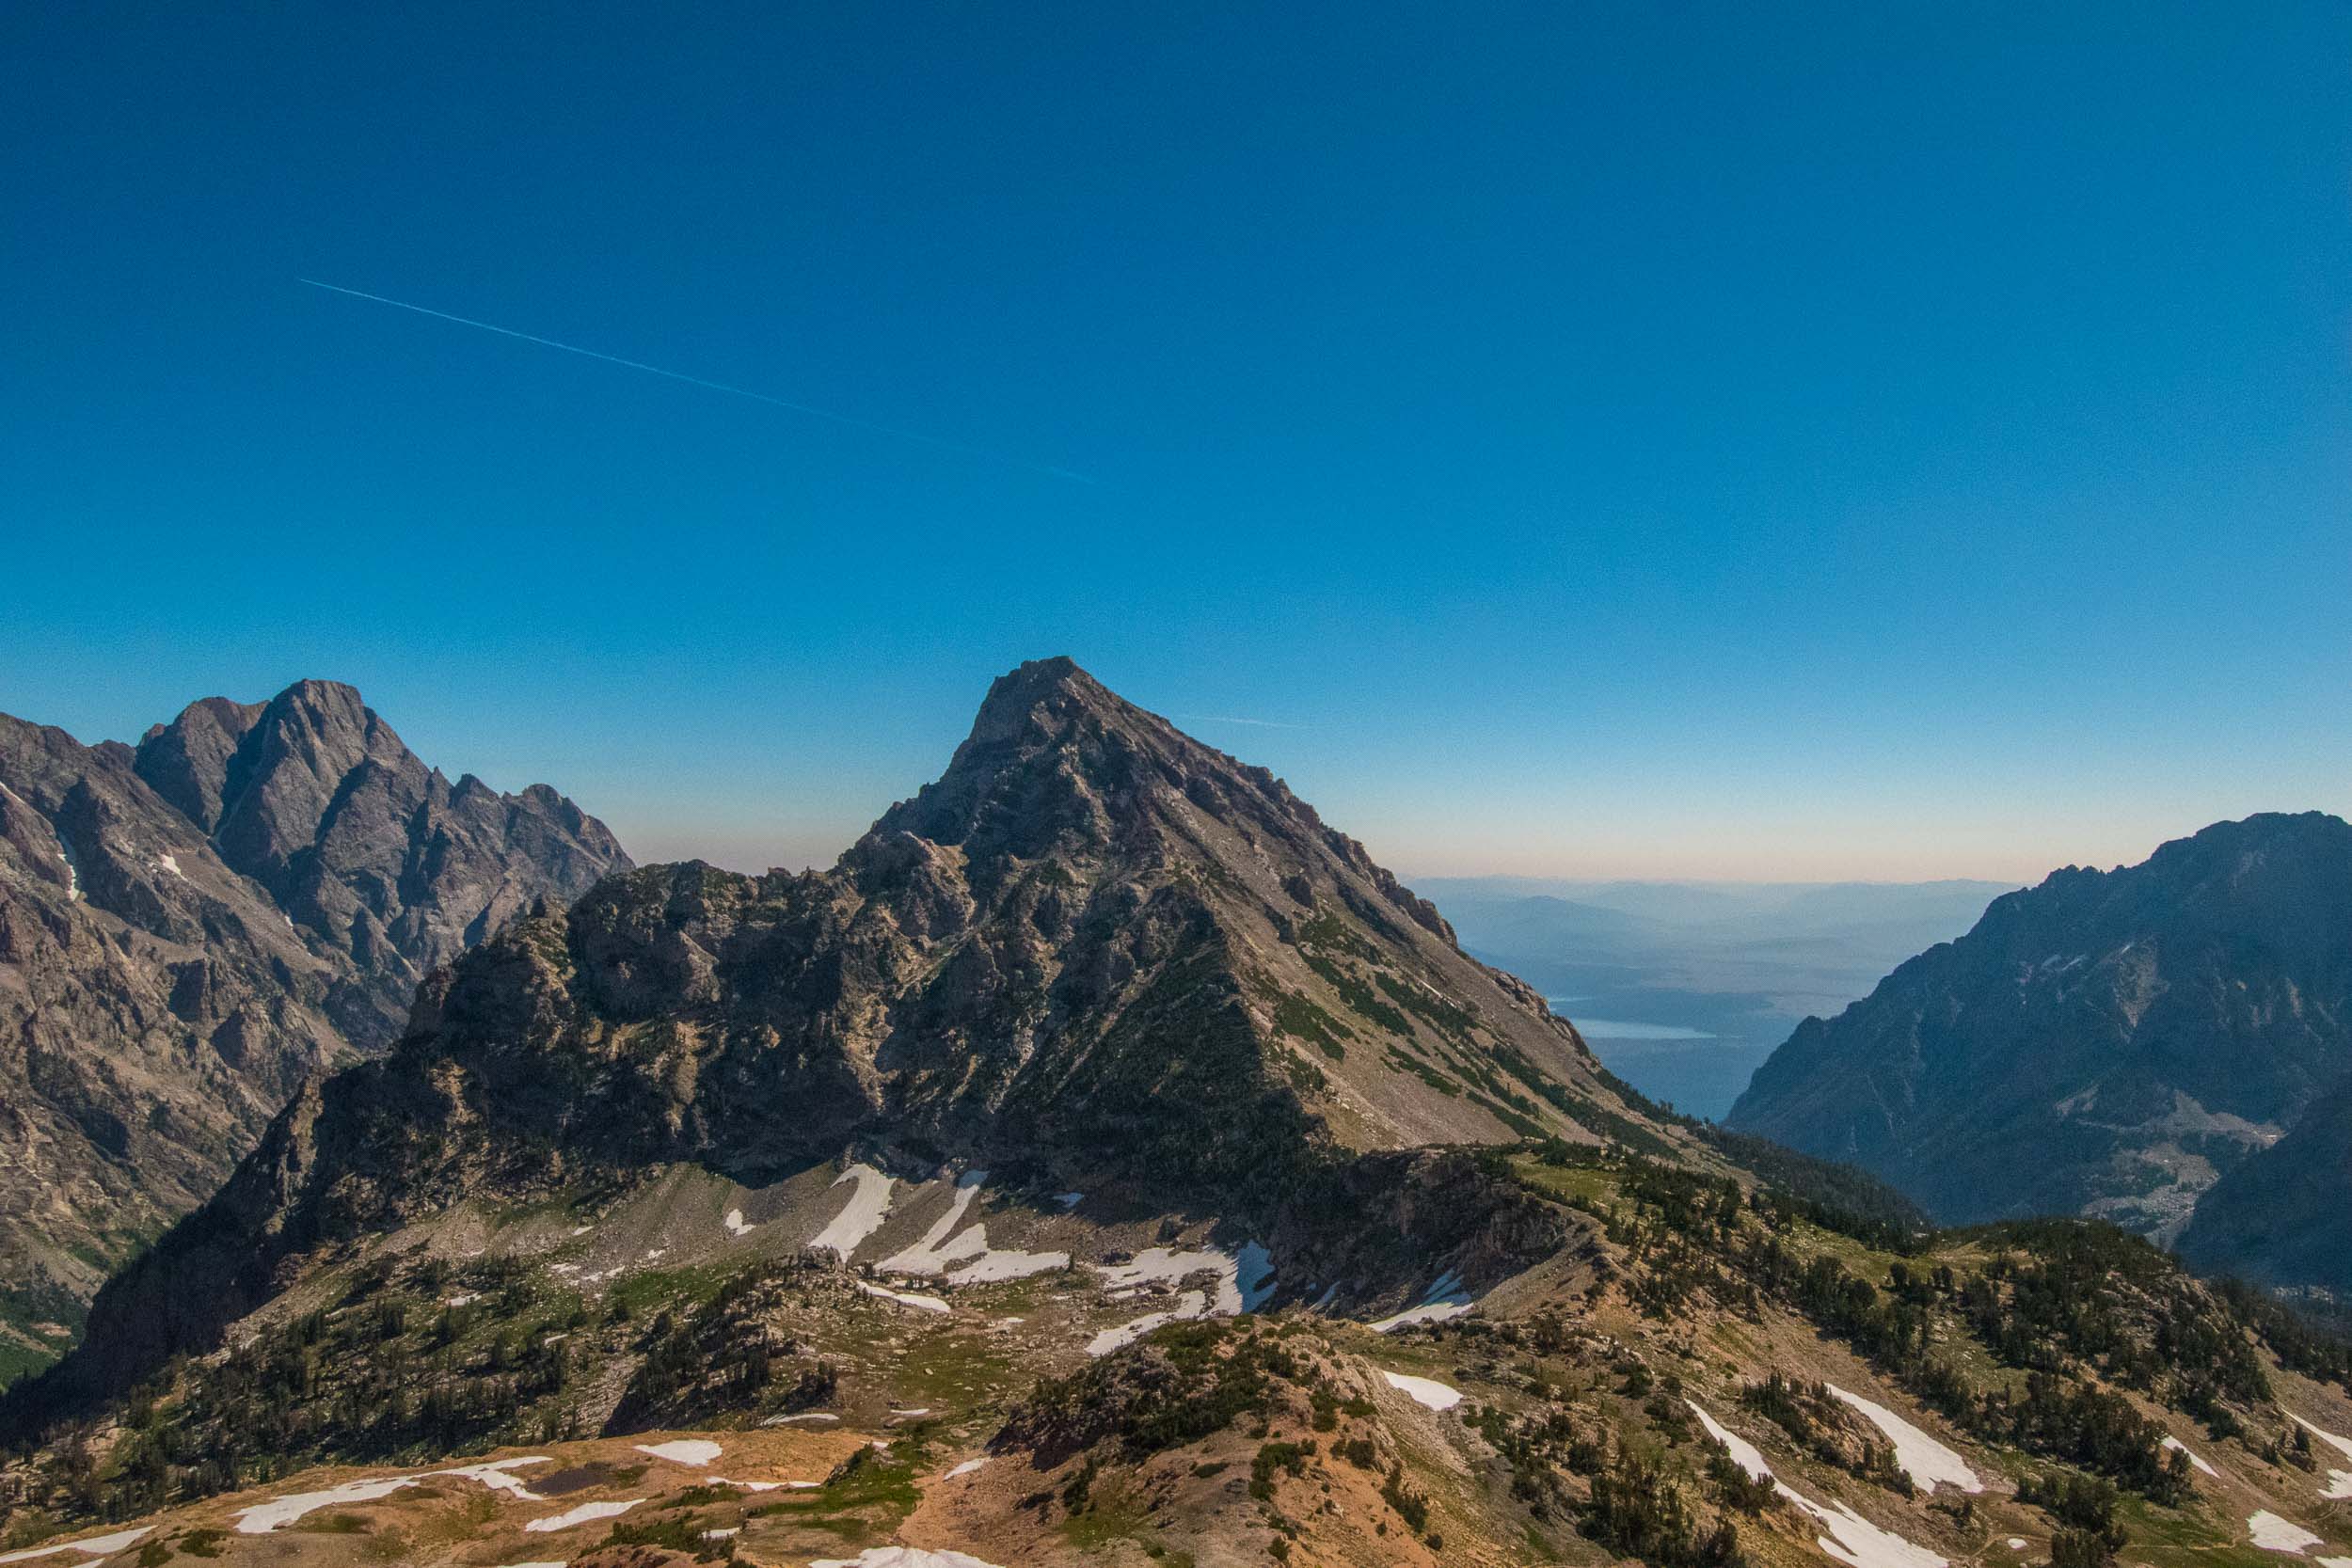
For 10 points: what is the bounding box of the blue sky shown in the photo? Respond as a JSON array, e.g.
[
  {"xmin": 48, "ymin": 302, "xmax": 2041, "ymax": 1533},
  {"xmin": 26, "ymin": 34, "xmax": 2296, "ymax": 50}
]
[{"xmin": 6, "ymin": 3, "xmax": 2346, "ymax": 881}]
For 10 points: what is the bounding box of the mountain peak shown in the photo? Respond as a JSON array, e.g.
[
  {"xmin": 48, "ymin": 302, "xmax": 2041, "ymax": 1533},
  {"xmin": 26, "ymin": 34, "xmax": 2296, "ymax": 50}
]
[
  {"xmin": 963, "ymin": 655, "xmax": 1126, "ymax": 746},
  {"xmin": 1729, "ymin": 808, "xmax": 2352, "ymax": 1246},
  {"xmin": 270, "ymin": 676, "xmax": 370, "ymax": 715}
]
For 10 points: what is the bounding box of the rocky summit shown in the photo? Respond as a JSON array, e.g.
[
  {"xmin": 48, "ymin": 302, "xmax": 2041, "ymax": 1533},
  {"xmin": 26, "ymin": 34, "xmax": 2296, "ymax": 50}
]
[
  {"xmin": 0, "ymin": 682, "xmax": 628, "ymax": 1383},
  {"xmin": 133, "ymin": 679, "xmax": 631, "ymax": 1048},
  {"xmin": 1728, "ymin": 813, "xmax": 2352, "ymax": 1257}
]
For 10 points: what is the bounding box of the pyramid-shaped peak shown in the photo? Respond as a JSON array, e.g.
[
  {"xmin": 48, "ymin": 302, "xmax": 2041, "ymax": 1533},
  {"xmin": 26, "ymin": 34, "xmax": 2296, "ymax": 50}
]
[
  {"xmin": 863, "ymin": 658, "xmax": 1186, "ymax": 860},
  {"xmin": 963, "ymin": 656, "xmax": 1132, "ymax": 745}
]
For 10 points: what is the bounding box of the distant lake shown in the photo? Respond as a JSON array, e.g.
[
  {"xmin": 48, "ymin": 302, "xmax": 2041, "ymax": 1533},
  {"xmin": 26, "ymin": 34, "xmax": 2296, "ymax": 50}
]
[{"xmin": 1551, "ymin": 1010, "xmax": 1718, "ymax": 1041}]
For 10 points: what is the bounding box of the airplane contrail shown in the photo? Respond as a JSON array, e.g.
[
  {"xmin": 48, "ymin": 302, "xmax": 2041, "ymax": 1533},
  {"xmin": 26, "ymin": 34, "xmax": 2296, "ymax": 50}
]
[{"xmin": 296, "ymin": 277, "xmax": 1095, "ymax": 484}]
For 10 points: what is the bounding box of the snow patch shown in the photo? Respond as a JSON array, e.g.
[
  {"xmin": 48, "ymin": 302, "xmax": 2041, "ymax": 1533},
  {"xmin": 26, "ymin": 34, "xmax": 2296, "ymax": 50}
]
[
  {"xmin": 1369, "ymin": 1270, "xmax": 1472, "ymax": 1333},
  {"xmin": 636, "ymin": 1438, "xmax": 722, "ymax": 1465},
  {"xmin": 1096, "ymin": 1243, "xmax": 1274, "ymax": 1316},
  {"xmin": 2163, "ymin": 1435, "xmax": 2219, "ymax": 1478},
  {"xmin": 2250, "ymin": 1512, "xmax": 2327, "ymax": 1554},
  {"xmin": 156, "ymin": 851, "xmax": 184, "ymax": 879},
  {"xmin": 1085, "ymin": 1242, "xmax": 1277, "ymax": 1355},
  {"xmin": 947, "ymin": 1458, "xmax": 988, "ymax": 1478},
  {"xmin": 2290, "ymin": 1416, "xmax": 2352, "ymax": 1498},
  {"xmin": 1232, "ymin": 1241, "xmax": 1277, "ymax": 1310},
  {"xmin": 1088, "ymin": 1290, "xmax": 1208, "ymax": 1355},
  {"xmin": 233, "ymin": 1476, "xmax": 425, "ymax": 1532},
  {"xmin": 2007, "ymin": 1541, "xmax": 2027, "ymax": 1551},
  {"xmin": 0, "ymin": 1528, "xmax": 155, "ymax": 1562},
  {"xmin": 54, "ymin": 835, "xmax": 81, "ymax": 902},
  {"xmin": 858, "ymin": 1280, "xmax": 950, "ymax": 1314},
  {"xmin": 525, "ymin": 1497, "xmax": 645, "ymax": 1532},
  {"xmin": 812, "ymin": 1164, "xmax": 897, "ymax": 1258},
  {"xmin": 878, "ymin": 1175, "xmax": 990, "ymax": 1272},
  {"xmin": 1382, "ymin": 1371, "xmax": 1463, "ymax": 1411},
  {"xmin": 762, "ymin": 1411, "xmax": 840, "ymax": 1425},
  {"xmin": 437, "ymin": 1459, "xmax": 552, "ymax": 1500},
  {"xmin": 1688, "ymin": 1402, "xmax": 1946, "ymax": 1568},
  {"xmin": 234, "ymin": 1457, "xmax": 552, "ymax": 1532},
  {"xmin": 724, "ymin": 1208, "xmax": 753, "ymax": 1238},
  {"xmin": 879, "ymin": 1172, "xmax": 1068, "ymax": 1285},
  {"xmin": 810, "ymin": 1550, "xmax": 1012, "ymax": 1568},
  {"xmin": 1055, "ymin": 1192, "xmax": 1085, "ymax": 1208},
  {"xmin": 1800, "ymin": 1497, "xmax": 1950, "ymax": 1568},
  {"xmin": 1688, "ymin": 1402, "xmax": 1774, "ymax": 1481},
  {"xmin": 1826, "ymin": 1384, "xmax": 1982, "ymax": 1493}
]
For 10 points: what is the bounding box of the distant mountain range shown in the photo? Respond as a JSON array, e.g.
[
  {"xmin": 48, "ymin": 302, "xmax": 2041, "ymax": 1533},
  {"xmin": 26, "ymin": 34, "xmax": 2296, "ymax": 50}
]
[
  {"xmin": 1420, "ymin": 877, "xmax": 2013, "ymax": 1117},
  {"xmin": 8, "ymin": 663, "xmax": 2352, "ymax": 1568},
  {"xmin": 1728, "ymin": 813, "xmax": 2352, "ymax": 1291},
  {"xmin": 0, "ymin": 680, "xmax": 628, "ymax": 1381}
]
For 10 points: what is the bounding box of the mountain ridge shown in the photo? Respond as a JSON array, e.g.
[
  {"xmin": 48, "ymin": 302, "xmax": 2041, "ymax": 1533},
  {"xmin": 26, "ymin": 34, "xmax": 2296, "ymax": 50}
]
[
  {"xmin": 0, "ymin": 680, "xmax": 629, "ymax": 1384},
  {"xmin": 11, "ymin": 673, "xmax": 2352, "ymax": 1568},
  {"xmin": 1727, "ymin": 811, "xmax": 2352, "ymax": 1255},
  {"xmin": 7, "ymin": 657, "xmax": 1679, "ymax": 1421}
]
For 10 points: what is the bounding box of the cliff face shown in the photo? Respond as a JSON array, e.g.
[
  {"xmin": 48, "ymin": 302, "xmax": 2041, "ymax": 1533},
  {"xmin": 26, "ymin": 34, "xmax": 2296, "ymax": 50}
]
[
  {"xmin": 0, "ymin": 683, "xmax": 628, "ymax": 1380},
  {"xmin": 1729, "ymin": 813, "xmax": 2352, "ymax": 1248},
  {"xmin": 135, "ymin": 679, "xmax": 630, "ymax": 1046}
]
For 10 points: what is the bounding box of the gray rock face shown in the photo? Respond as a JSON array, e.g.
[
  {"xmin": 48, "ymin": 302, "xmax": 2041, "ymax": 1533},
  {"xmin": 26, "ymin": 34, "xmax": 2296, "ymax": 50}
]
[
  {"xmin": 135, "ymin": 679, "xmax": 631, "ymax": 1046},
  {"xmin": 1727, "ymin": 812, "xmax": 2352, "ymax": 1258},
  {"xmin": 0, "ymin": 684, "xmax": 628, "ymax": 1379}
]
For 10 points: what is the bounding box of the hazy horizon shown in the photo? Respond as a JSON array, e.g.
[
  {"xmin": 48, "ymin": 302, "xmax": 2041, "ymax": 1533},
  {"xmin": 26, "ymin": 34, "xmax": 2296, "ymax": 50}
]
[{"xmin": 6, "ymin": 660, "xmax": 2331, "ymax": 888}]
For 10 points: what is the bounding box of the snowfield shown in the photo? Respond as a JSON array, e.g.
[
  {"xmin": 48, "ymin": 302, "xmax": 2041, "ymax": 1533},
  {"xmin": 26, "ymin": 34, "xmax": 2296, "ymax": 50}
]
[
  {"xmin": 812, "ymin": 1164, "xmax": 897, "ymax": 1257},
  {"xmin": 636, "ymin": 1438, "xmax": 723, "ymax": 1465},
  {"xmin": 232, "ymin": 1458, "xmax": 551, "ymax": 1532},
  {"xmin": 1086, "ymin": 1242, "xmax": 1277, "ymax": 1354},
  {"xmin": 2163, "ymin": 1435, "xmax": 2219, "ymax": 1477},
  {"xmin": 880, "ymin": 1172, "xmax": 1069, "ymax": 1285},
  {"xmin": 1369, "ymin": 1270, "xmax": 1473, "ymax": 1333},
  {"xmin": 524, "ymin": 1497, "xmax": 644, "ymax": 1532},
  {"xmin": 1827, "ymin": 1384, "xmax": 1983, "ymax": 1493},
  {"xmin": 1688, "ymin": 1402, "xmax": 1947, "ymax": 1568},
  {"xmin": 1382, "ymin": 1371, "xmax": 1463, "ymax": 1411},
  {"xmin": 811, "ymin": 1549, "xmax": 1011, "ymax": 1568},
  {"xmin": 2290, "ymin": 1416, "xmax": 2352, "ymax": 1498},
  {"xmin": 0, "ymin": 1528, "xmax": 155, "ymax": 1562}
]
